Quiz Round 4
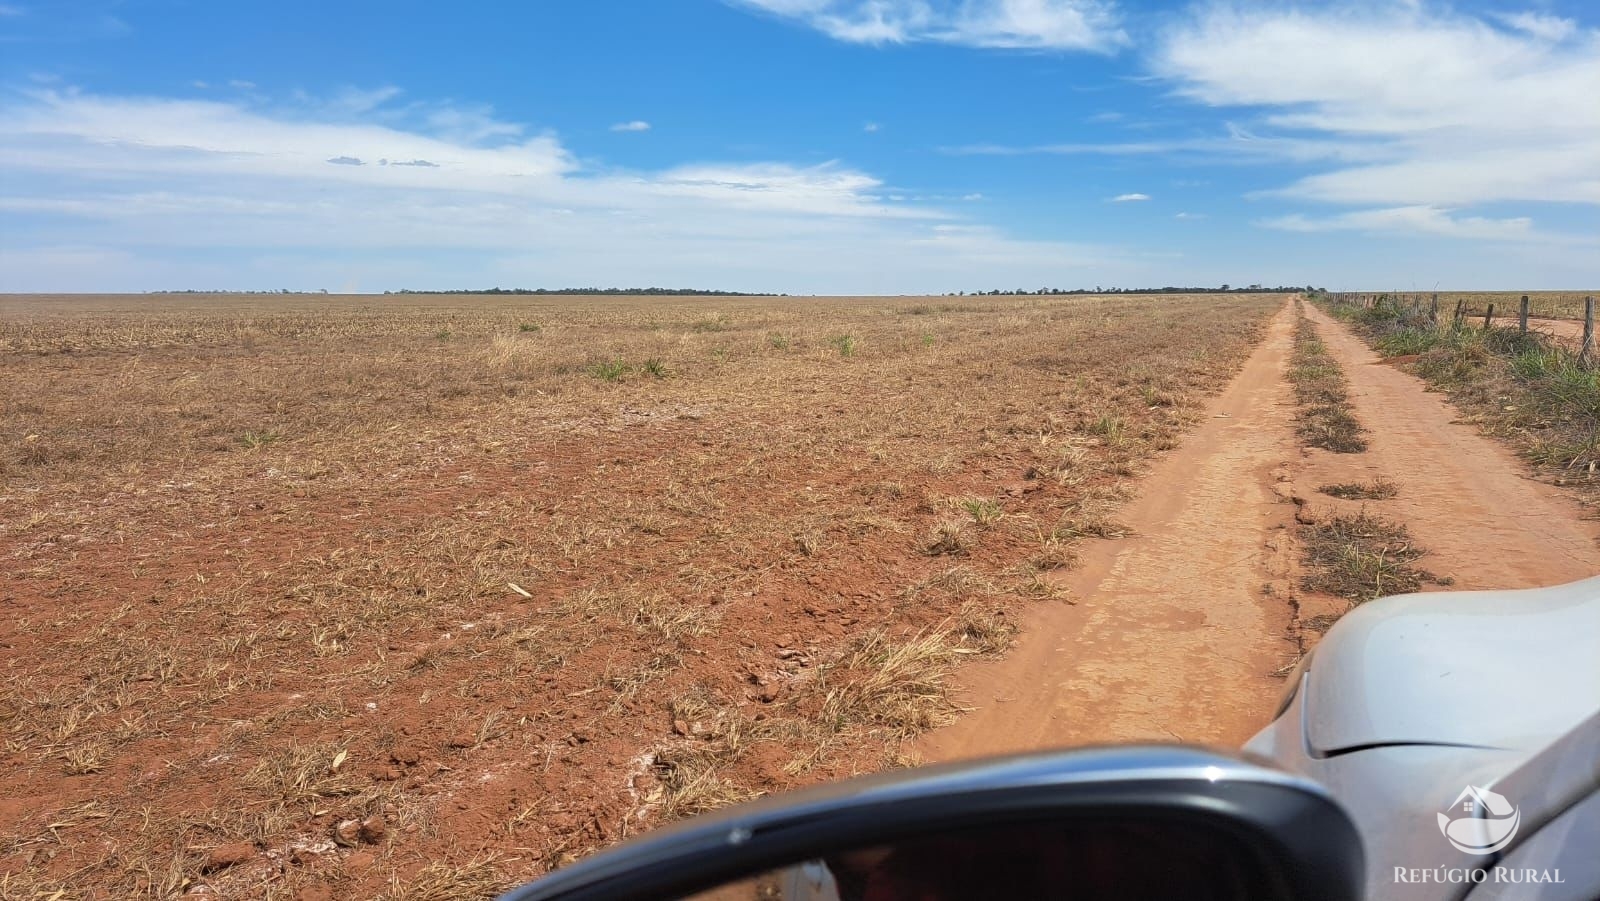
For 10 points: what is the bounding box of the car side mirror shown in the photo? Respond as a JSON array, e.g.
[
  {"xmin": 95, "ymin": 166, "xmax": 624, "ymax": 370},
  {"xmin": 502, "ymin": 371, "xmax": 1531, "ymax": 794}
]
[{"xmin": 497, "ymin": 745, "xmax": 1363, "ymax": 901}]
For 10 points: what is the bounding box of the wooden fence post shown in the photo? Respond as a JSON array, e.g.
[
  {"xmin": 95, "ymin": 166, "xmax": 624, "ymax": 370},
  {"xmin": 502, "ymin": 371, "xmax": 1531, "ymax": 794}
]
[
  {"xmin": 1453, "ymin": 299, "xmax": 1467, "ymax": 329},
  {"xmin": 1583, "ymin": 297, "xmax": 1595, "ymax": 366},
  {"xmin": 1519, "ymin": 295, "xmax": 1530, "ymax": 335},
  {"xmin": 1483, "ymin": 304, "xmax": 1495, "ymax": 330},
  {"xmin": 1429, "ymin": 294, "xmax": 1439, "ymax": 327}
]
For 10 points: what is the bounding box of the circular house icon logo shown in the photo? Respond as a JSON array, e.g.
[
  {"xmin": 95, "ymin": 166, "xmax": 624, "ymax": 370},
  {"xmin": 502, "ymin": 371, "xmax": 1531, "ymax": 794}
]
[{"xmin": 1438, "ymin": 786, "xmax": 1521, "ymax": 854}]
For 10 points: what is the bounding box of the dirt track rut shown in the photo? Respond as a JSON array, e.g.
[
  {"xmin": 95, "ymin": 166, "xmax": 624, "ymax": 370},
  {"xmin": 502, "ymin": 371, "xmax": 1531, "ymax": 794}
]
[{"xmin": 921, "ymin": 299, "xmax": 1600, "ymax": 763}]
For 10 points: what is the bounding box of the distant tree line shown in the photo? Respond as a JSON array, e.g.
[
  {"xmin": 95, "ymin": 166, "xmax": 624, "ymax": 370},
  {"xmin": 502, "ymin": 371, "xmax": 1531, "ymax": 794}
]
[
  {"xmin": 948, "ymin": 284, "xmax": 1319, "ymax": 296},
  {"xmin": 150, "ymin": 284, "xmax": 1315, "ymax": 297},
  {"xmin": 387, "ymin": 287, "xmax": 777, "ymax": 296},
  {"xmin": 152, "ymin": 289, "xmax": 330, "ymax": 294}
]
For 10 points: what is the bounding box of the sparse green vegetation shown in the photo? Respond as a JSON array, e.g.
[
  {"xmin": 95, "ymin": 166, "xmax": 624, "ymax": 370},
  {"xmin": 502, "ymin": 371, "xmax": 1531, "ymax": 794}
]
[
  {"xmin": 690, "ymin": 314, "xmax": 732, "ymax": 333},
  {"xmin": 590, "ymin": 359, "xmax": 630, "ymax": 381},
  {"xmin": 1089, "ymin": 413, "xmax": 1125, "ymax": 443},
  {"xmin": 959, "ymin": 497, "xmax": 1004, "ymax": 526}
]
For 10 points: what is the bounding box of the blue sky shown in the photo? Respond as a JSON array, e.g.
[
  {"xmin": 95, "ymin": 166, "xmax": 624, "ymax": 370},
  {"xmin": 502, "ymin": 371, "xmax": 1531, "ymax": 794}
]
[{"xmin": 1, "ymin": 0, "xmax": 1596, "ymax": 293}]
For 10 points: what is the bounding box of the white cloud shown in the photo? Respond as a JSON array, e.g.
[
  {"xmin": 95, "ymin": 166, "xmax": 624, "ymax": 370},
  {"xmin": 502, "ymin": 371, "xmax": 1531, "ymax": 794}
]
[
  {"xmin": 1, "ymin": 89, "xmax": 575, "ymax": 185},
  {"xmin": 1109, "ymin": 192, "xmax": 1149, "ymax": 202},
  {"xmin": 1174, "ymin": 211, "xmax": 1204, "ymax": 220},
  {"xmin": 229, "ymin": 79, "xmax": 257, "ymax": 90},
  {"xmin": 863, "ymin": 121, "xmax": 880, "ymax": 132},
  {"xmin": 730, "ymin": 0, "xmax": 1127, "ymax": 51},
  {"xmin": 1492, "ymin": 11, "xmax": 1577, "ymax": 43},
  {"xmin": 0, "ymin": 87, "xmax": 1134, "ymax": 293},
  {"xmin": 962, "ymin": 192, "xmax": 984, "ymax": 201},
  {"xmin": 1150, "ymin": 4, "xmax": 1600, "ymax": 215},
  {"xmin": 610, "ymin": 120, "xmax": 651, "ymax": 132},
  {"xmin": 943, "ymin": 128, "xmax": 1390, "ymax": 164},
  {"xmin": 1259, "ymin": 206, "xmax": 1540, "ymax": 242}
]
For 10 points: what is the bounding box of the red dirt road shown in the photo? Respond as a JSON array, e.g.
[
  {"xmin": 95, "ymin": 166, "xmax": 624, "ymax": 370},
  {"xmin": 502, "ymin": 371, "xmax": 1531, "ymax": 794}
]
[
  {"xmin": 921, "ymin": 300, "xmax": 1600, "ymax": 764},
  {"xmin": 1302, "ymin": 304, "xmax": 1600, "ymax": 588},
  {"xmin": 919, "ymin": 304, "xmax": 1301, "ymax": 760}
]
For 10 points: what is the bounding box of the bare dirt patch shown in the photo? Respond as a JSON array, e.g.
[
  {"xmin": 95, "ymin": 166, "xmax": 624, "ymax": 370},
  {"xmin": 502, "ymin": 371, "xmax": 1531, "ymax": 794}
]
[{"xmin": 0, "ymin": 292, "xmax": 1278, "ymax": 898}]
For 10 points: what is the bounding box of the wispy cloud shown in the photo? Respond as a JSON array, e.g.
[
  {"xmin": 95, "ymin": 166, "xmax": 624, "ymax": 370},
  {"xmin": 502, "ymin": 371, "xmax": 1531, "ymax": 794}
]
[
  {"xmin": 1109, "ymin": 192, "xmax": 1149, "ymax": 202},
  {"xmin": 1491, "ymin": 11, "xmax": 1577, "ymax": 43},
  {"xmin": 1173, "ymin": 211, "xmax": 1204, "ymax": 220},
  {"xmin": 729, "ymin": 0, "xmax": 1127, "ymax": 51},
  {"xmin": 863, "ymin": 121, "xmax": 880, "ymax": 132},
  {"xmin": 609, "ymin": 119, "xmax": 651, "ymax": 132},
  {"xmin": 941, "ymin": 127, "xmax": 1394, "ymax": 164},
  {"xmin": 228, "ymin": 79, "xmax": 256, "ymax": 90},
  {"xmin": 1259, "ymin": 206, "xmax": 1540, "ymax": 242}
]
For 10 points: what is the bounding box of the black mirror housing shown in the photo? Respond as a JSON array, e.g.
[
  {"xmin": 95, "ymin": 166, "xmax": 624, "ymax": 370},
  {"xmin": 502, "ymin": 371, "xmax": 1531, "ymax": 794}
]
[{"xmin": 498, "ymin": 745, "xmax": 1364, "ymax": 901}]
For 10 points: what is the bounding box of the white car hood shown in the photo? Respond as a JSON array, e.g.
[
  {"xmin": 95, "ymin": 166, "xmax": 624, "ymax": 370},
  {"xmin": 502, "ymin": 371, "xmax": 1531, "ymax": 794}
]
[{"xmin": 1304, "ymin": 576, "xmax": 1600, "ymax": 754}]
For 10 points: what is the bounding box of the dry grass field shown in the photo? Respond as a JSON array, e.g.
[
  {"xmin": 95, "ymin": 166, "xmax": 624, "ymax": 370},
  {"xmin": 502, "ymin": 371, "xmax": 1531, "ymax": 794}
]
[
  {"xmin": 1, "ymin": 292, "xmax": 1280, "ymax": 899},
  {"xmin": 1391, "ymin": 290, "xmax": 1593, "ymax": 321}
]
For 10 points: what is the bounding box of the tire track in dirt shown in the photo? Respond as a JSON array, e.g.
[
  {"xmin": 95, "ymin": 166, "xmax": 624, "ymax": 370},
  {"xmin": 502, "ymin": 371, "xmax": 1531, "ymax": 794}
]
[
  {"xmin": 1301, "ymin": 304, "xmax": 1600, "ymax": 587},
  {"xmin": 918, "ymin": 302, "xmax": 1302, "ymax": 761}
]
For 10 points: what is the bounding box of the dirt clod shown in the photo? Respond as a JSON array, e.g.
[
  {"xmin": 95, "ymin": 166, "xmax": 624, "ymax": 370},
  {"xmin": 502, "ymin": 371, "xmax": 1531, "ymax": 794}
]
[
  {"xmin": 202, "ymin": 843, "xmax": 254, "ymax": 873},
  {"xmin": 332, "ymin": 819, "xmax": 363, "ymax": 848}
]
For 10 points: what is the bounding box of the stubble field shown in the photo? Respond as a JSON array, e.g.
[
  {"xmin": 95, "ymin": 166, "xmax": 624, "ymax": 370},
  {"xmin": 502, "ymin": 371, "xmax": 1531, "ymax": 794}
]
[{"xmin": 1, "ymin": 292, "xmax": 1280, "ymax": 899}]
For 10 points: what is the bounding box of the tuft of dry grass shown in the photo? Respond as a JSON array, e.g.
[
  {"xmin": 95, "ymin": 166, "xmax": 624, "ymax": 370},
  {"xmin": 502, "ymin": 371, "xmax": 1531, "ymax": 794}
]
[
  {"xmin": 243, "ymin": 742, "xmax": 363, "ymax": 805},
  {"xmin": 953, "ymin": 603, "xmax": 1017, "ymax": 655},
  {"xmin": 1301, "ymin": 510, "xmax": 1439, "ymax": 602},
  {"xmin": 924, "ymin": 519, "xmax": 974, "ymax": 556},
  {"xmin": 378, "ymin": 855, "xmax": 506, "ymax": 901},
  {"xmin": 813, "ymin": 629, "xmax": 969, "ymax": 738},
  {"xmin": 1319, "ymin": 479, "xmax": 1398, "ymax": 500}
]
